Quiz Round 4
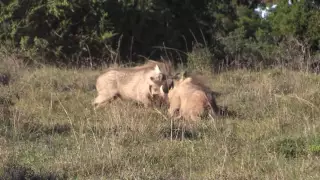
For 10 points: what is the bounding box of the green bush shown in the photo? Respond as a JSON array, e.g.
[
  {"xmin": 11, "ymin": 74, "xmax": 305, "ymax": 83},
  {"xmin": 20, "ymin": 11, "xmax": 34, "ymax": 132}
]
[
  {"xmin": 0, "ymin": 0, "xmax": 114, "ymax": 64},
  {"xmin": 186, "ymin": 45, "xmax": 213, "ymax": 72},
  {"xmin": 272, "ymin": 137, "xmax": 306, "ymax": 158},
  {"xmin": 0, "ymin": 0, "xmax": 319, "ymax": 68}
]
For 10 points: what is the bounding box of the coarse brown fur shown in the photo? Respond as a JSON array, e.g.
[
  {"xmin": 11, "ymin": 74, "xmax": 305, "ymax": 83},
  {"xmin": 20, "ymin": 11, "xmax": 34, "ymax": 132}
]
[{"xmin": 166, "ymin": 72, "xmax": 220, "ymax": 123}]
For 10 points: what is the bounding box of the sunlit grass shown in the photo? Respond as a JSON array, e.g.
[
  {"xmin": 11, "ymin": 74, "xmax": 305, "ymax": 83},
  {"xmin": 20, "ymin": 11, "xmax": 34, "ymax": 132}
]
[{"xmin": 1, "ymin": 58, "xmax": 320, "ymax": 179}]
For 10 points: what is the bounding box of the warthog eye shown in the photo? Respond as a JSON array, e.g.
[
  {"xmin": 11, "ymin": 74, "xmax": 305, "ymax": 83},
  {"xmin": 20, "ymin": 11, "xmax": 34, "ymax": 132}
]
[
  {"xmin": 169, "ymin": 83, "xmax": 174, "ymax": 90},
  {"xmin": 167, "ymin": 79, "xmax": 174, "ymax": 90},
  {"xmin": 150, "ymin": 74, "xmax": 166, "ymax": 82},
  {"xmin": 162, "ymin": 74, "xmax": 167, "ymax": 81}
]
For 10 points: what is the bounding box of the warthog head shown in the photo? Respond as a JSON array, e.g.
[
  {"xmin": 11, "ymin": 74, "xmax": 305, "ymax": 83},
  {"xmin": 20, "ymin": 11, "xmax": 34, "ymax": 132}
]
[
  {"xmin": 146, "ymin": 63, "xmax": 185, "ymax": 107},
  {"xmin": 147, "ymin": 64, "xmax": 175, "ymax": 104},
  {"xmin": 157, "ymin": 71, "xmax": 183, "ymax": 106}
]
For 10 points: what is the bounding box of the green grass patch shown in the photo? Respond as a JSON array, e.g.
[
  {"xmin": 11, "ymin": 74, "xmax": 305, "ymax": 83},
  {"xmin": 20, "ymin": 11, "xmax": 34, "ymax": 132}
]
[{"xmin": 1, "ymin": 63, "xmax": 320, "ymax": 179}]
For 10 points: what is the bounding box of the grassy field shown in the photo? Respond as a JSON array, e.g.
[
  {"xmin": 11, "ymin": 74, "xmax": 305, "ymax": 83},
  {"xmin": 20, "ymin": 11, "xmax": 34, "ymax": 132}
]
[{"xmin": 1, "ymin": 56, "xmax": 320, "ymax": 179}]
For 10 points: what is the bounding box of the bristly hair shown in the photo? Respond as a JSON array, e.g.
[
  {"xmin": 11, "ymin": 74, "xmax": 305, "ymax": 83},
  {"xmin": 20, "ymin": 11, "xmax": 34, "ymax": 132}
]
[
  {"xmin": 100, "ymin": 59, "xmax": 172, "ymax": 74},
  {"xmin": 180, "ymin": 71, "xmax": 211, "ymax": 88}
]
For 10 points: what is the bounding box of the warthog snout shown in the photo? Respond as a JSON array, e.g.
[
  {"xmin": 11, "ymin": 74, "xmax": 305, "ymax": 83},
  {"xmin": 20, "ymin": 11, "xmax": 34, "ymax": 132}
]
[
  {"xmin": 161, "ymin": 78, "xmax": 174, "ymax": 94},
  {"xmin": 158, "ymin": 77, "xmax": 176, "ymax": 105}
]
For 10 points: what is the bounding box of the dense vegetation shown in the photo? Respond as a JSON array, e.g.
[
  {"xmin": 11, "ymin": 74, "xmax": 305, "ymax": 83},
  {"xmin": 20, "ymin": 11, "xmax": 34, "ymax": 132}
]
[{"xmin": 0, "ymin": 0, "xmax": 319, "ymax": 69}]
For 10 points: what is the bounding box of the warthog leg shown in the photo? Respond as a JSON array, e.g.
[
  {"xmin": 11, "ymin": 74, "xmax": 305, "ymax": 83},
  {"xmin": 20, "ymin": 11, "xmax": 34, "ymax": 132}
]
[
  {"xmin": 142, "ymin": 98, "xmax": 153, "ymax": 108},
  {"xmin": 93, "ymin": 90, "xmax": 119, "ymax": 109}
]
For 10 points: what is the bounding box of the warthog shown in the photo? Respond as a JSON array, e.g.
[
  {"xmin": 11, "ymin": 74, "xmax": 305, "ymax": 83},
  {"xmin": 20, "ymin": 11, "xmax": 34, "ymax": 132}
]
[
  {"xmin": 93, "ymin": 60, "xmax": 173, "ymax": 109},
  {"xmin": 166, "ymin": 71, "xmax": 220, "ymax": 122}
]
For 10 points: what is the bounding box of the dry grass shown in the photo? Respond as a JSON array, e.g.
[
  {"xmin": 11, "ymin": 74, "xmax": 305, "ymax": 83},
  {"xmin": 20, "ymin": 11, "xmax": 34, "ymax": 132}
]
[{"xmin": 1, "ymin": 56, "xmax": 320, "ymax": 179}]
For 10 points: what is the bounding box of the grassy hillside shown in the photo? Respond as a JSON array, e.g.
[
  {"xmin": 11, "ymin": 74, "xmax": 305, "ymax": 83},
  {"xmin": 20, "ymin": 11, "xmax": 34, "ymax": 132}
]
[{"xmin": 1, "ymin": 57, "xmax": 320, "ymax": 179}]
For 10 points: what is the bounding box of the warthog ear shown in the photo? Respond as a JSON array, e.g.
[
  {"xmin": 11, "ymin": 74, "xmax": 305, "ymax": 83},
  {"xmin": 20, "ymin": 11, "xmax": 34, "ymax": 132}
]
[
  {"xmin": 154, "ymin": 64, "xmax": 161, "ymax": 74},
  {"xmin": 150, "ymin": 73, "xmax": 164, "ymax": 82},
  {"xmin": 181, "ymin": 71, "xmax": 188, "ymax": 79},
  {"xmin": 172, "ymin": 73, "xmax": 180, "ymax": 80}
]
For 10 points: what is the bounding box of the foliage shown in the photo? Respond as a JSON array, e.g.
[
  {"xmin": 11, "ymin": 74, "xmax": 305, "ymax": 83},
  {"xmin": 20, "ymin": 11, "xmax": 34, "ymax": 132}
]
[
  {"xmin": 0, "ymin": 0, "xmax": 114, "ymax": 65},
  {"xmin": 186, "ymin": 44, "xmax": 213, "ymax": 72},
  {"xmin": 217, "ymin": 0, "xmax": 320, "ymax": 69},
  {"xmin": 267, "ymin": 0, "xmax": 320, "ymax": 55},
  {"xmin": 272, "ymin": 137, "xmax": 306, "ymax": 158},
  {"xmin": 0, "ymin": 0, "xmax": 320, "ymax": 69}
]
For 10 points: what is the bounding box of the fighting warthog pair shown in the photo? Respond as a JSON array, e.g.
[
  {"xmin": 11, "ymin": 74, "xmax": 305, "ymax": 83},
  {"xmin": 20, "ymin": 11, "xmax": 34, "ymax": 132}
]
[{"xmin": 92, "ymin": 59, "xmax": 222, "ymax": 121}]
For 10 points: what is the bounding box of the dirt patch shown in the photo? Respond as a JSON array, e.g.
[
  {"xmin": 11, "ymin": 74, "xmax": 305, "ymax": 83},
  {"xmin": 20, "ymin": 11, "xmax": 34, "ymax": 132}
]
[
  {"xmin": 0, "ymin": 163, "xmax": 68, "ymax": 180},
  {"xmin": 0, "ymin": 73, "xmax": 10, "ymax": 86}
]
